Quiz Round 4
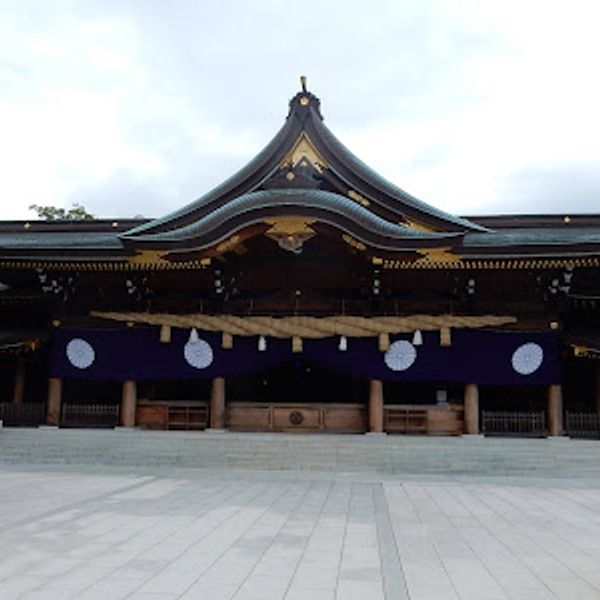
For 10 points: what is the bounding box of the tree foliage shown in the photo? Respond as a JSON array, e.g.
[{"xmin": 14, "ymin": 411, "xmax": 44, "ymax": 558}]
[{"xmin": 28, "ymin": 203, "xmax": 94, "ymax": 220}]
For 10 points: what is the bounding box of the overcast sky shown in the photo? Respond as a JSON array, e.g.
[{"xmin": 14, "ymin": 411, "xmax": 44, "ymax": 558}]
[{"xmin": 1, "ymin": 0, "xmax": 599, "ymax": 220}]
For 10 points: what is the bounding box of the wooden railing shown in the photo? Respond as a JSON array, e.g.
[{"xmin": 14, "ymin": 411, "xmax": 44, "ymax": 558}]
[
  {"xmin": 384, "ymin": 407, "xmax": 428, "ymax": 434},
  {"xmin": 0, "ymin": 403, "xmax": 46, "ymax": 426},
  {"xmin": 482, "ymin": 411, "xmax": 546, "ymax": 437},
  {"xmin": 168, "ymin": 405, "xmax": 208, "ymax": 430},
  {"xmin": 60, "ymin": 403, "xmax": 120, "ymax": 428},
  {"xmin": 565, "ymin": 412, "xmax": 600, "ymax": 439}
]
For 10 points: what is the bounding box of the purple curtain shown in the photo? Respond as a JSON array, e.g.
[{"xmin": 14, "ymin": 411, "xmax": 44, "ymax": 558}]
[{"xmin": 51, "ymin": 326, "xmax": 561, "ymax": 385}]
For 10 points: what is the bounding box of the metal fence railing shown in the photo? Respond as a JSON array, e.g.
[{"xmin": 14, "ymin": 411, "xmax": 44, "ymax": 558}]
[
  {"xmin": 60, "ymin": 403, "xmax": 120, "ymax": 428},
  {"xmin": 565, "ymin": 412, "xmax": 600, "ymax": 439},
  {"xmin": 0, "ymin": 403, "xmax": 47, "ymax": 427},
  {"xmin": 482, "ymin": 410, "xmax": 546, "ymax": 437}
]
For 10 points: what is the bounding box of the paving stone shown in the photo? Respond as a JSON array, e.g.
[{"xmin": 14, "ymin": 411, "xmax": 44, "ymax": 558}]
[{"xmin": 0, "ymin": 431, "xmax": 600, "ymax": 598}]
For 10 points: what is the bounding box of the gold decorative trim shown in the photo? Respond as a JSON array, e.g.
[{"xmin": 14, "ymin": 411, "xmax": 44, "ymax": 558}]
[
  {"xmin": 348, "ymin": 190, "xmax": 370, "ymax": 207},
  {"xmin": 342, "ymin": 234, "xmax": 366, "ymax": 252},
  {"xmin": 416, "ymin": 247, "xmax": 462, "ymax": 264},
  {"xmin": 264, "ymin": 216, "xmax": 316, "ymax": 235},
  {"xmin": 405, "ymin": 219, "xmax": 436, "ymax": 233},
  {"xmin": 128, "ymin": 250, "xmax": 169, "ymax": 266},
  {"xmin": 0, "ymin": 259, "xmax": 210, "ymax": 272},
  {"xmin": 572, "ymin": 345, "xmax": 600, "ymax": 360},
  {"xmin": 216, "ymin": 235, "xmax": 241, "ymax": 254},
  {"xmin": 264, "ymin": 216, "xmax": 317, "ymax": 253},
  {"xmin": 281, "ymin": 133, "xmax": 328, "ymax": 171},
  {"xmin": 1, "ymin": 254, "xmax": 598, "ymax": 273},
  {"xmin": 0, "ymin": 339, "xmax": 41, "ymax": 355},
  {"xmin": 382, "ymin": 256, "xmax": 600, "ymax": 270}
]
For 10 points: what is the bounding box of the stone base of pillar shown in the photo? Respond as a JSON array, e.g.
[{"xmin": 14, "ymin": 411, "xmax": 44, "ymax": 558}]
[{"xmin": 365, "ymin": 431, "xmax": 387, "ymax": 437}]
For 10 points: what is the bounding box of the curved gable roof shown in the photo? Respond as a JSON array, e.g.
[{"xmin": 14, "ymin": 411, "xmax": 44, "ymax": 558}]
[
  {"xmin": 122, "ymin": 189, "xmax": 461, "ymax": 252},
  {"xmin": 123, "ymin": 87, "xmax": 487, "ymax": 246}
]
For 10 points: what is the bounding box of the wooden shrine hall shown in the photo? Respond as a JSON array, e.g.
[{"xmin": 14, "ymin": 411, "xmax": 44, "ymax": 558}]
[{"xmin": 1, "ymin": 80, "xmax": 600, "ymax": 437}]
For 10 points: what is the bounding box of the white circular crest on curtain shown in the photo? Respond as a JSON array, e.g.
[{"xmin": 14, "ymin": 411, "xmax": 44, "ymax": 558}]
[
  {"xmin": 66, "ymin": 338, "xmax": 95, "ymax": 369},
  {"xmin": 184, "ymin": 338, "xmax": 214, "ymax": 369},
  {"xmin": 384, "ymin": 340, "xmax": 417, "ymax": 371},
  {"xmin": 511, "ymin": 342, "xmax": 544, "ymax": 375}
]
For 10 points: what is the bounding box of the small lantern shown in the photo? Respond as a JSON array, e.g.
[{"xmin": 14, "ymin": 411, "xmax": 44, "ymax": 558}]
[{"xmin": 338, "ymin": 335, "xmax": 348, "ymax": 351}]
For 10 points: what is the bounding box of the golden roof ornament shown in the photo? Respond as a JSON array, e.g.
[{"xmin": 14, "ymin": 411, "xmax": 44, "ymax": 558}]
[{"xmin": 300, "ymin": 75, "xmax": 307, "ymax": 92}]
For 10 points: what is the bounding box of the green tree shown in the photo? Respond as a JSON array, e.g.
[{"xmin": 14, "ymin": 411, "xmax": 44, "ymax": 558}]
[{"xmin": 28, "ymin": 203, "xmax": 94, "ymax": 220}]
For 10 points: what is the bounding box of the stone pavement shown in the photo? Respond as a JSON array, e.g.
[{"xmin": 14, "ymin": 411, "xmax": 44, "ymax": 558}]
[{"xmin": 1, "ymin": 433, "xmax": 600, "ymax": 598}]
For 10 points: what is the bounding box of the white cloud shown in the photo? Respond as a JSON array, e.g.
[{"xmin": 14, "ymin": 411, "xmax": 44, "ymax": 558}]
[{"xmin": 0, "ymin": 0, "xmax": 599, "ymax": 219}]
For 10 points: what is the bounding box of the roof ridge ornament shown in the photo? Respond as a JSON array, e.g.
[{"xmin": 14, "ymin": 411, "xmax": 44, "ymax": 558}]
[{"xmin": 288, "ymin": 77, "xmax": 323, "ymax": 120}]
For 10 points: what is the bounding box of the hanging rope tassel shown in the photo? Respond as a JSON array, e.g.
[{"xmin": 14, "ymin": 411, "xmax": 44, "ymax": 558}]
[
  {"xmin": 159, "ymin": 324, "xmax": 171, "ymax": 343},
  {"xmin": 292, "ymin": 336, "xmax": 303, "ymax": 353},
  {"xmin": 222, "ymin": 332, "xmax": 233, "ymax": 349},
  {"xmin": 378, "ymin": 332, "xmax": 390, "ymax": 352},
  {"xmin": 440, "ymin": 327, "xmax": 452, "ymax": 347}
]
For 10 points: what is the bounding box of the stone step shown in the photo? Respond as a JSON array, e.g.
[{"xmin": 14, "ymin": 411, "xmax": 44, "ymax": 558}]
[{"xmin": 0, "ymin": 427, "xmax": 599, "ymax": 477}]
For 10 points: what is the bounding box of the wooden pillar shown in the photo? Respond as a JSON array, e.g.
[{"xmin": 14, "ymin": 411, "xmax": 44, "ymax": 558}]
[
  {"xmin": 121, "ymin": 380, "xmax": 137, "ymax": 428},
  {"xmin": 12, "ymin": 357, "xmax": 25, "ymax": 405},
  {"xmin": 548, "ymin": 384, "xmax": 564, "ymax": 436},
  {"xmin": 210, "ymin": 377, "xmax": 226, "ymax": 429},
  {"xmin": 464, "ymin": 383, "xmax": 479, "ymax": 434},
  {"xmin": 47, "ymin": 378, "xmax": 62, "ymax": 426},
  {"xmin": 595, "ymin": 364, "xmax": 600, "ymax": 415},
  {"xmin": 368, "ymin": 379, "xmax": 384, "ymax": 433}
]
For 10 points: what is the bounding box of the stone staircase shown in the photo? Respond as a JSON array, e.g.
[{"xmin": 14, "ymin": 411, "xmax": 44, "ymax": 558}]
[{"xmin": 0, "ymin": 427, "xmax": 599, "ymax": 478}]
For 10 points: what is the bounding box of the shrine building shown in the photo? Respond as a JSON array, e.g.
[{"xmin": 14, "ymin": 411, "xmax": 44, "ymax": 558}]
[{"xmin": 1, "ymin": 81, "xmax": 599, "ymax": 436}]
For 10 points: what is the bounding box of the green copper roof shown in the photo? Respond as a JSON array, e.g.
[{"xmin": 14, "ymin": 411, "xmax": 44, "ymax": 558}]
[
  {"xmin": 0, "ymin": 231, "xmax": 123, "ymax": 250},
  {"xmin": 122, "ymin": 88, "xmax": 487, "ymax": 242},
  {"xmin": 123, "ymin": 189, "xmax": 461, "ymax": 251}
]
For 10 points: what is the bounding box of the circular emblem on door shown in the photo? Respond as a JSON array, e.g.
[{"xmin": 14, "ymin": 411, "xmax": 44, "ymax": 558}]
[
  {"xmin": 66, "ymin": 338, "xmax": 95, "ymax": 369},
  {"xmin": 511, "ymin": 342, "xmax": 544, "ymax": 375},
  {"xmin": 184, "ymin": 338, "xmax": 214, "ymax": 369},
  {"xmin": 384, "ymin": 340, "xmax": 417, "ymax": 371},
  {"xmin": 289, "ymin": 410, "xmax": 304, "ymax": 425}
]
